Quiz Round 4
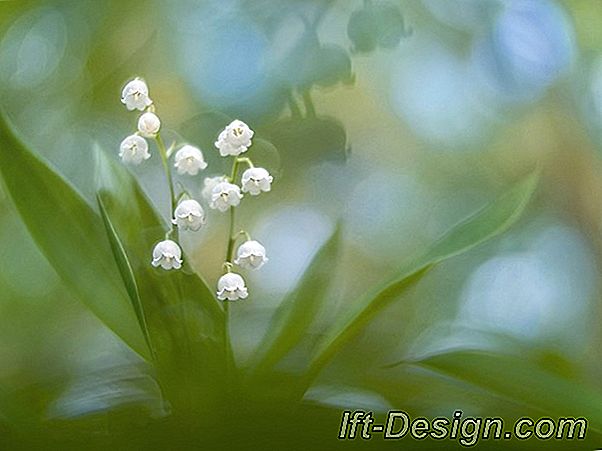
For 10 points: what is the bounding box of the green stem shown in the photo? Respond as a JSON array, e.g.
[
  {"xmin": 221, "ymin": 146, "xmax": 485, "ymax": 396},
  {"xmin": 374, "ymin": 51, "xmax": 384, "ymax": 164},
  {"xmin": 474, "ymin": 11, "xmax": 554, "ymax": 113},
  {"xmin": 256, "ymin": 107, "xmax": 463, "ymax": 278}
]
[
  {"xmin": 226, "ymin": 206, "xmax": 236, "ymax": 263},
  {"xmin": 223, "ymin": 158, "xmax": 241, "ymax": 390},
  {"xmin": 223, "ymin": 213, "xmax": 237, "ymax": 394},
  {"xmin": 228, "ymin": 158, "xmax": 240, "ymax": 183},
  {"xmin": 302, "ymin": 89, "xmax": 316, "ymax": 117},
  {"xmin": 224, "ymin": 156, "xmax": 245, "ymax": 263},
  {"xmin": 223, "ymin": 300, "xmax": 232, "ymax": 365},
  {"xmin": 155, "ymin": 133, "xmax": 177, "ymax": 225},
  {"xmin": 287, "ymin": 91, "xmax": 302, "ymax": 118},
  {"xmin": 233, "ymin": 229, "xmax": 251, "ymax": 242},
  {"xmin": 236, "ymin": 157, "xmax": 254, "ymax": 169}
]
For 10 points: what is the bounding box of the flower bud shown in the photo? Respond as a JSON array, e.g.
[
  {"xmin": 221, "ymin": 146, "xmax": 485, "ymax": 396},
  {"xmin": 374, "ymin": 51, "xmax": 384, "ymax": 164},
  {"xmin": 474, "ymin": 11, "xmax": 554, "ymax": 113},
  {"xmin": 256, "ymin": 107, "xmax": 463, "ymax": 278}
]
[
  {"xmin": 119, "ymin": 134, "xmax": 150, "ymax": 165},
  {"xmin": 174, "ymin": 145, "xmax": 208, "ymax": 175},
  {"xmin": 137, "ymin": 112, "xmax": 161, "ymax": 137},
  {"xmin": 172, "ymin": 199, "xmax": 206, "ymax": 231},
  {"xmin": 241, "ymin": 167, "xmax": 273, "ymax": 195},
  {"xmin": 216, "ymin": 272, "xmax": 248, "ymax": 300},
  {"xmin": 151, "ymin": 240, "xmax": 182, "ymax": 270},
  {"xmin": 234, "ymin": 240, "xmax": 268, "ymax": 270},
  {"xmin": 121, "ymin": 78, "xmax": 153, "ymax": 111}
]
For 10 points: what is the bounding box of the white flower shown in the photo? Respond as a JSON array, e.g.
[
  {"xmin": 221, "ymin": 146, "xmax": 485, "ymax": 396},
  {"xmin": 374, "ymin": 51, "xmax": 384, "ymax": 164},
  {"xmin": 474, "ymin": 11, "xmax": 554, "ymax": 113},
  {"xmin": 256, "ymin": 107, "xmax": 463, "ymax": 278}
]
[
  {"xmin": 174, "ymin": 145, "xmax": 208, "ymax": 175},
  {"xmin": 216, "ymin": 272, "xmax": 248, "ymax": 301},
  {"xmin": 241, "ymin": 167, "xmax": 273, "ymax": 195},
  {"xmin": 151, "ymin": 240, "xmax": 182, "ymax": 270},
  {"xmin": 121, "ymin": 78, "xmax": 153, "ymax": 111},
  {"xmin": 119, "ymin": 134, "xmax": 150, "ymax": 165},
  {"xmin": 137, "ymin": 112, "xmax": 161, "ymax": 137},
  {"xmin": 172, "ymin": 199, "xmax": 206, "ymax": 231},
  {"xmin": 234, "ymin": 240, "xmax": 268, "ymax": 270},
  {"xmin": 201, "ymin": 175, "xmax": 227, "ymax": 201},
  {"xmin": 209, "ymin": 181, "xmax": 243, "ymax": 212},
  {"xmin": 214, "ymin": 119, "xmax": 254, "ymax": 157}
]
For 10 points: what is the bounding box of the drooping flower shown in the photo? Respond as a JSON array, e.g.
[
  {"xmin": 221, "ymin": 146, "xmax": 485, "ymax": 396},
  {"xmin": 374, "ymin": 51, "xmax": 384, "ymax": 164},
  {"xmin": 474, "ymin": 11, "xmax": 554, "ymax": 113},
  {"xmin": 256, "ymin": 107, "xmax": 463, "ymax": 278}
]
[
  {"xmin": 151, "ymin": 240, "xmax": 183, "ymax": 270},
  {"xmin": 121, "ymin": 78, "xmax": 153, "ymax": 111},
  {"xmin": 172, "ymin": 199, "xmax": 206, "ymax": 231},
  {"xmin": 214, "ymin": 119, "xmax": 254, "ymax": 157},
  {"xmin": 241, "ymin": 167, "xmax": 273, "ymax": 195},
  {"xmin": 209, "ymin": 181, "xmax": 243, "ymax": 212},
  {"xmin": 234, "ymin": 240, "xmax": 268, "ymax": 270},
  {"xmin": 216, "ymin": 272, "xmax": 248, "ymax": 301},
  {"xmin": 119, "ymin": 134, "xmax": 150, "ymax": 165},
  {"xmin": 174, "ymin": 145, "xmax": 208, "ymax": 176},
  {"xmin": 137, "ymin": 111, "xmax": 161, "ymax": 137},
  {"xmin": 201, "ymin": 175, "xmax": 227, "ymax": 201}
]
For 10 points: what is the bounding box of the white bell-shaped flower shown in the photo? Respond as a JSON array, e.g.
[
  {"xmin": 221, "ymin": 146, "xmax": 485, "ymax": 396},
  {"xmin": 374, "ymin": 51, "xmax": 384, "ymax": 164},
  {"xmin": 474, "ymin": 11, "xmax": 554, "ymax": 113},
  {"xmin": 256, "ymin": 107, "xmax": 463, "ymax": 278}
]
[
  {"xmin": 201, "ymin": 175, "xmax": 227, "ymax": 201},
  {"xmin": 234, "ymin": 240, "xmax": 268, "ymax": 270},
  {"xmin": 137, "ymin": 111, "xmax": 161, "ymax": 137},
  {"xmin": 119, "ymin": 134, "xmax": 150, "ymax": 165},
  {"xmin": 241, "ymin": 167, "xmax": 273, "ymax": 195},
  {"xmin": 151, "ymin": 240, "xmax": 182, "ymax": 270},
  {"xmin": 214, "ymin": 119, "xmax": 254, "ymax": 157},
  {"xmin": 174, "ymin": 145, "xmax": 208, "ymax": 175},
  {"xmin": 121, "ymin": 78, "xmax": 153, "ymax": 111},
  {"xmin": 209, "ymin": 181, "xmax": 243, "ymax": 212},
  {"xmin": 216, "ymin": 272, "xmax": 248, "ymax": 301},
  {"xmin": 172, "ymin": 199, "xmax": 206, "ymax": 231}
]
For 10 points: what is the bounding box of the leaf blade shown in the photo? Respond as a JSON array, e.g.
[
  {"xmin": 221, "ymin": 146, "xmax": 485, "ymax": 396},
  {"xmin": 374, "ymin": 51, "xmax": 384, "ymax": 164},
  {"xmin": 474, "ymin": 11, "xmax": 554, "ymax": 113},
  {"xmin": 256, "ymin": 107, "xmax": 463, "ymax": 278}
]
[
  {"xmin": 250, "ymin": 225, "xmax": 342, "ymax": 375},
  {"xmin": 97, "ymin": 193, "xmax": 154, "ymax": 358},
  {"xmin": 417, "ymin": 350, "xmax": 602, "ymax": 433},
  {"xmin": 94, "ymin": 146, "xmax": 228, "ymax": 398},
  {"xmin": 0, "ymin": 112, "xmax": 150, "ymax": 359},
  {"xmin": 94, "ymin": 145, "xmax": 223, "ymax": 323},
  {"xmin": 305, "ymin": 170, "xmax": 539, "ymax": 384}
]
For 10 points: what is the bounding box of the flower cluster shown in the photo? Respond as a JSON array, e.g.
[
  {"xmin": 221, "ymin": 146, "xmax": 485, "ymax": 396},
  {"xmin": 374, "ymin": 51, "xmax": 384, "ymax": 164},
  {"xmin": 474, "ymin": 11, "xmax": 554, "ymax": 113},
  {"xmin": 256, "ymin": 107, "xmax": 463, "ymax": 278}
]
[
  {"xmin": 120, "ymin": 78, "xmax": 208, "ymax": 272},
  {"xmin": 211, "ymin": 120, "xmax": 273, "ymax": 301},
  {"xmin": 119, "ymin": 77, "xmax": 273, "ymax": 300}
]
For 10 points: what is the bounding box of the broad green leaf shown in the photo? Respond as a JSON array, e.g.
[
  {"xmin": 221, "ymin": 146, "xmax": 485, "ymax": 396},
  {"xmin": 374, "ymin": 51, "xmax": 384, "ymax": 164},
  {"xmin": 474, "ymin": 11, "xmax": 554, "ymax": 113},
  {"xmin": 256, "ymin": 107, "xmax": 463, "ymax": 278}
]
[
  {"xmin": 97, "ymin": 194, "xmax": 154, "ymax": 359},
  {"xmin": 0, "ymin": 112, "xmax": 150, "ymax": 360},
  {"xmin": 416, "ymin": 350, "xmax": 602, "ymax": 433},
  {"xmin": 305, "ymin": 170, "xmax": 539, "ymax": 384},
  {"xmin": 94, "ymin": 145, "xmax": 223, "ymax": 323},
  {"xmin": 250, "ymin": 225, "xmax": 341, "ymax": 375},
  {"xmin": 94, "ymin": 146, "xmax": 227, "ymax": 404}
]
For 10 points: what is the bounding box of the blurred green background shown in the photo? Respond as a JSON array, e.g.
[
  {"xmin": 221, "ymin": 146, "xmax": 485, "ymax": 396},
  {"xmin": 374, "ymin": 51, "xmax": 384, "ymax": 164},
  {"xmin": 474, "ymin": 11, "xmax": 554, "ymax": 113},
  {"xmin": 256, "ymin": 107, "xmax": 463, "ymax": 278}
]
[{"xmin": 1, "ymin": 0, "xmax": 602, "ymax": 449}]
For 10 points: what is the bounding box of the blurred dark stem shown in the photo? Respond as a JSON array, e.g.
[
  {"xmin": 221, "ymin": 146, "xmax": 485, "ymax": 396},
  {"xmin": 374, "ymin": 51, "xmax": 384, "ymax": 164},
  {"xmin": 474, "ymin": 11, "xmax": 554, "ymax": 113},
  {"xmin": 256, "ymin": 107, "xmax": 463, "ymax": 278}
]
[
  {"xmin": 302, "ymin": 90, "xmax": 316, "ymax": 117},
  {"xmin": 287, "ymin": 92, "xmax": 302, "ymax": 118}
]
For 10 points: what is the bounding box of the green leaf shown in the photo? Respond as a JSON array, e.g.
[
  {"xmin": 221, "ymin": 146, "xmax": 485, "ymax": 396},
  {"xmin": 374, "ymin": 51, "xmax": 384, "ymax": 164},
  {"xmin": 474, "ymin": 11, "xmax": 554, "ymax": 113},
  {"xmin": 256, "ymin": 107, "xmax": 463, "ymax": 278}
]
[
  {"xmin": 94, "ymin": 145, "xmax": 223, "ymax": 322},
  {"xmin": 0, "ymin": 112, "xmax": 150, "ymax": 360},
  {"xmin": 305, "ymin": 170, "xmax": 539, "ymax": 385},
  {"xmin": 416, "ymin": 350, "xmax": 602, "ymax": 433},
  {"xmin": 250, "ymin": 225, "xmax": 342, "ymax": 375},
  {"xmin": 94, "ymin": 145, "xmax": 227, "ymax": 402},
  {"xmin": 97, "ymin": 194, "xmax": 154, "ymax": 358}
]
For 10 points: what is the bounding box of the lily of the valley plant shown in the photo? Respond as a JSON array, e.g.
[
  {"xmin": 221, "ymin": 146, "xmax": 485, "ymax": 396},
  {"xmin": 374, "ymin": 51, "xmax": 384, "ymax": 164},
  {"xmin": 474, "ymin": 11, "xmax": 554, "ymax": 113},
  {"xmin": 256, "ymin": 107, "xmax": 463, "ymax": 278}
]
[
  {"xmin": 120, "ymin": 77, "xmax": 272, "ymax": 300},
  {"xmin": 0, "ymin": 68, "xmax": 543, "ymax": 447}
]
